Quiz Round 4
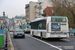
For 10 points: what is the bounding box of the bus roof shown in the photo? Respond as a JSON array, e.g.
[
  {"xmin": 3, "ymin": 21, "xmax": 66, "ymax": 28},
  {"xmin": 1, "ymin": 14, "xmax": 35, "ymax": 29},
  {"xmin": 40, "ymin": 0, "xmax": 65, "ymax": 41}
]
[
  {"xmin": 31, "ymin": 16, "xmax": 67, "ymax": 23},
  {"xmin": 31, "ymin": 17, "xmax": 47, "ymax": 23}
]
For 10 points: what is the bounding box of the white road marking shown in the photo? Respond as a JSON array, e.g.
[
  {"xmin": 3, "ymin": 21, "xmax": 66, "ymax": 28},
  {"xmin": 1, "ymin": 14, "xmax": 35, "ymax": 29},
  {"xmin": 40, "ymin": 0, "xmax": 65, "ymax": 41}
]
[
  {"xmin": 61, "ymin": 39, "xmax": 70, "ymax": 41},
  {"xmin": 26, "ymin": 34, "xmax": 62, "ymax": 50},
  {"xmin": 9, "ymin": 32, "xmax": 13, "ymax": 34}
]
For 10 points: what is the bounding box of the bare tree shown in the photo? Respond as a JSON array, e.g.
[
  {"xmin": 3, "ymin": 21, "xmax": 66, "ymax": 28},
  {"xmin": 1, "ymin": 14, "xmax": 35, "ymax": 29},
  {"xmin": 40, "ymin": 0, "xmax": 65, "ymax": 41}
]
[{"xmin": 48, "ymin": 0, "xmax": 75, "ymax": 27}]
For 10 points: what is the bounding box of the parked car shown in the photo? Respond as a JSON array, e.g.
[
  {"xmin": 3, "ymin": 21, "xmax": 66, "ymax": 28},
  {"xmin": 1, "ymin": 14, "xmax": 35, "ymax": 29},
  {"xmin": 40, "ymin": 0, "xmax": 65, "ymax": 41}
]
[
  {"xmin": 9, "ymin": 28, "xmax": 14, "ymax": 32},
  {"xmin": 13, "ymin": 29, "xmax": 25, "ymax": 38},
  {"xmin": 23, "ymin": 28, "xmax": 30, "ymax": 33}
]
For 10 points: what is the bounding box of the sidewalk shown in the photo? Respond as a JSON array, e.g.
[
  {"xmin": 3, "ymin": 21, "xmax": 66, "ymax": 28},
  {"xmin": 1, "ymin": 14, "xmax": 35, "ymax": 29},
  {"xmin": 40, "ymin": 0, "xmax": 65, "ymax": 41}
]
[
  {"xmin": 70, "ymin": 34, "xmax": 75, "ymax": 38},
  {"xmin": 70, "ymin": 36, "xmax": 75, "ymax": 38},
  {"xmin": 8, "ymin": 33, "xmax": 14, "ymax": 50}
]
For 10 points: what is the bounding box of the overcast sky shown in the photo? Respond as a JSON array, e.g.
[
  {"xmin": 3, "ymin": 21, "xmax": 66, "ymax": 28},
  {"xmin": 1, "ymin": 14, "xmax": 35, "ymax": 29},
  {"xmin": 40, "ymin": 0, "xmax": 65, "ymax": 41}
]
[{"xmin": 0, "ymin": 0, "xmax": 38, "ymax": 18}]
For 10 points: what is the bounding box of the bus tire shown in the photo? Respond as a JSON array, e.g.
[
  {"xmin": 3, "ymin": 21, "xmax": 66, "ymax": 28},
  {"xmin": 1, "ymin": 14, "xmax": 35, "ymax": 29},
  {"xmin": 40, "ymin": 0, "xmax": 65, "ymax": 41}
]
[
  {"xmin": 32, "ymin": 31, "xmax": 34, "ymax": 37},
  {"xmin": 13, "ymin": 36, "xmax": 15, "ymax": 38},
  {"xmin": 41, "ymin": 32, "xmax": 43, "ymax": 39},
  {"xmin": 56, "ymin": 38, "xmax": 61, "ymax": 40},
  {"xmin": 13, "ymin": 34, "xmax": 15, "ymax": 38}
]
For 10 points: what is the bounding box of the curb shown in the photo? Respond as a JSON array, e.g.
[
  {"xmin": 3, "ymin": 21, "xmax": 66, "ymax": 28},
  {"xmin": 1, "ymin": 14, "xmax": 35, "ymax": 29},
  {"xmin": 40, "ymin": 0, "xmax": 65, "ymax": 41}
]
[
  {"xmin": 70, "ymin": 36, "xmax": 75, "ymax": 38},
  {"xmin": 70, "ymin": 35, "xmax": 75, "ymax": 38},
  {"xmin": 8, "ymin": 33, "xmax": 14, "ymax": 50}
]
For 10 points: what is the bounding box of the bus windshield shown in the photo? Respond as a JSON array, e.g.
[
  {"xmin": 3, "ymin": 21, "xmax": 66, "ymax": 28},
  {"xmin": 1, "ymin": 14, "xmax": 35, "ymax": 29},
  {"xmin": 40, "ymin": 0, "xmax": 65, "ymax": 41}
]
[{"xmin": 51, "ymin": 16, "xmax": 66, "ymax": 22}]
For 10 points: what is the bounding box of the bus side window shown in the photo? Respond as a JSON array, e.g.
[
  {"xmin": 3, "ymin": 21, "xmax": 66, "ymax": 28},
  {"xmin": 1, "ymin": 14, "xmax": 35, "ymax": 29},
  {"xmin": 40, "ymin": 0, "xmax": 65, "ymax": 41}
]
[
  {"xmin": 42, "ymin": 20, "xmax": 46, "ymax": 29},
  {"xmin": 38, "ymin": 23, "xmax": 42, "ymax": 29},
  {"xmin": 38, "ymin": 20, "xmax": 46, "ymax": 30}
]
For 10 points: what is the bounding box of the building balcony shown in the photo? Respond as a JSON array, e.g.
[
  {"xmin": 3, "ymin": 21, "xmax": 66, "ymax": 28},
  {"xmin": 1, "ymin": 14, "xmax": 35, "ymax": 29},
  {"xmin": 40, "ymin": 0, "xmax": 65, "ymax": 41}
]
[
  {"xmin": 35, "ymin": 9, "xmax": 39, "ymax": 13},
  {"xmin": 25, "ymin": 5, "xmax": 29, "ymax": 9}
]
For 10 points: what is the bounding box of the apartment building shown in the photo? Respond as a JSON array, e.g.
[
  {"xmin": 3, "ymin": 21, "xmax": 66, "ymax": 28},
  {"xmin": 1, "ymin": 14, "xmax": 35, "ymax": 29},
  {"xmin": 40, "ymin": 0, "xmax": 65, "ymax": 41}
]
[
  {"xmin": 25, "ymin": 1, "xmax": 37, "ymax": 22},
  {"xmin": 29, "ymin": 2, "xmax": 37, "ymax": 22},
  {"xmin": 25, "ymin": 4, "xmax": 30, "ymax": 22},
  {"xmin": 14, "ymin": 16, "xmax": 24, "ymax": 28},
  {"xmin": 35, "ymin": 0, "xmax": 53, "ymax": 18},
  {"xmin": 21, "ymin": 18, "xmax": 26, "ymax": 29},
  {"xmin": 36, "ymin": 0, "xmax": 75, "ymax": 17},
  {"xmin": 25, "ymin": 0, "xmax": 75, "ymax": 22},
  {"xmin": 0, "ymin": 17, "xmax": 4, "ymax": 29},
  {"xmin": 25, "ymin": 0, "xmax": 53, "ymax": 22},
  {"xmin": 0, "ymin": 12, "xmax": 9, "ymax": 28}
]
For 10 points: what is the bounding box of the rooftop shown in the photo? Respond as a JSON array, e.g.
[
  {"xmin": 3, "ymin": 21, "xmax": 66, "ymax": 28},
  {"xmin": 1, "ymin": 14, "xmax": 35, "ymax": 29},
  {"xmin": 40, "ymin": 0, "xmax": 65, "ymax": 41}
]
[
  {"xmin": 15, "ymin": 16, "xmax": 24, "ymax": 19},
  {"xmin": 44, "ymin": 6, "xmax": 54, "ymax": 16},
  {"xmin": 0, "ymin": 17, "xmax": 4, "ymax": 20},
  {"xmin": 0, "ymin": 16, "xmax": 9, "ymax": 19}
]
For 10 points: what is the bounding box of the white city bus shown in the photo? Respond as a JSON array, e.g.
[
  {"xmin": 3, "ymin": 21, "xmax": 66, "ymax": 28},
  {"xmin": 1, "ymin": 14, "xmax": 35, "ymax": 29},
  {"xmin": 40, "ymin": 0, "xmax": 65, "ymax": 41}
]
[{"xmin": 30, "ymin": 16, "xmax": 69, "ymax": 39}]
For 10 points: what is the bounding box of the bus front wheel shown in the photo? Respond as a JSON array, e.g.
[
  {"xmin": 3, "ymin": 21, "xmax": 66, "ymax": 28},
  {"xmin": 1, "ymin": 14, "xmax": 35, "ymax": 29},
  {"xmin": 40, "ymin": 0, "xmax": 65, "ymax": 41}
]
[
  {"xmin": 32, "ymin": 31, "xmax": 34, "ymax": 37},
  {"xmin": 41, "ymin": 32, "xmax": 43, "ymax": 39}
]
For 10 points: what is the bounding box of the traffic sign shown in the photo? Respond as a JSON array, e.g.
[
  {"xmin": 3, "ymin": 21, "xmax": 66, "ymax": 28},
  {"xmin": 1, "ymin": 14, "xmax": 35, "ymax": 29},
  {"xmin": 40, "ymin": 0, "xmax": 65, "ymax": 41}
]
[{"xmin": 69, "ymin": 27, "xmax": 73, "ymax": 31}]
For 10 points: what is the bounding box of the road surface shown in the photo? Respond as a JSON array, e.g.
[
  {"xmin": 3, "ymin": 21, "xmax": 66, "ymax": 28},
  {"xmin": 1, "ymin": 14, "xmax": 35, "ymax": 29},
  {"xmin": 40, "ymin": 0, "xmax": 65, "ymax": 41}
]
[{"xmin": 9, "ymin": 32, "xmax": 75, "ymax": 50}]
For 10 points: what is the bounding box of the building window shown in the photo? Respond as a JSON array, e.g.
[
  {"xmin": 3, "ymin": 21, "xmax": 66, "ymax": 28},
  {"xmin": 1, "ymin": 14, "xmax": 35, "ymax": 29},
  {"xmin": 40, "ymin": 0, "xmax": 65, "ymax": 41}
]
[
  {"xmin": 17, "ymin": 20, "xmax": 19, "ymax": 23},
  {"xmin": 31, "ymin": 20, "xmax": 46, "ymax": 30},
  {"xmin": 55, "ymin": 0, "xmax": 56, "ymax": 2}
]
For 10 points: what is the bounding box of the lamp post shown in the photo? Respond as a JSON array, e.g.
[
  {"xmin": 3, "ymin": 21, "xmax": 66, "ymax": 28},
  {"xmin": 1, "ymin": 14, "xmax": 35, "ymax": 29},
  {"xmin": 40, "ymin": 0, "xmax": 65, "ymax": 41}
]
[
  {"xmin": 13, "ymin": 22, "xmax": 15, "ymax": 30},
  {"xmin": 5, "ymin": 21, "xmax": 7, "ymax": 28},
  {"xmin": 1, "ymin": 24, "xmax": 2, "ymax": 29},
  {"xmin": 19, "ymin": 17, "xmax": 20, "ymax": 28}
]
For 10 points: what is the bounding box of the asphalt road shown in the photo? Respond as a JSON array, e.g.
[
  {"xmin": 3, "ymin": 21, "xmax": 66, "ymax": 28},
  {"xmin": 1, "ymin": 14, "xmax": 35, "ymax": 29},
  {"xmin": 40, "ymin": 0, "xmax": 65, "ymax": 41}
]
[{"xmin": 9, "ymin": 32, "xmax": 75, "ymax": 50}]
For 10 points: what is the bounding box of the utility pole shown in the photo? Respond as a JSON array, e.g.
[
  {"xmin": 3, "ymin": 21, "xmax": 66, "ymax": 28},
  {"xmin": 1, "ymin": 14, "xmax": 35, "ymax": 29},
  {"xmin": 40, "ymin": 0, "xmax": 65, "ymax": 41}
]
[
  {"xmin": 19, "ymin": 16, "xmax": 20, "ymax": 28},
  {"xmin": 1, "ymin": 25, "xmax": 2, "ymax": 30}
]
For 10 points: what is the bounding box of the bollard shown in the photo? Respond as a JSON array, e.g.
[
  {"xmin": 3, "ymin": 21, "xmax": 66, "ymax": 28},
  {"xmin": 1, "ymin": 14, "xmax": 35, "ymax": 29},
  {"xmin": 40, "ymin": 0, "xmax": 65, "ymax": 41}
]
[
  {"xmin": 5, "ymin": 43, "xmax": 7, "ymax": 47},
  {"xmin": 4, "ymin": 32, "xmax": 8, "ymax": 50},
  {"xmin": 6, "ymin": 40, "xmax": 7, "ymax": 43},
  {"xmin": 4, "ymin": 47, "xmax": 7, "ymax": 50}
]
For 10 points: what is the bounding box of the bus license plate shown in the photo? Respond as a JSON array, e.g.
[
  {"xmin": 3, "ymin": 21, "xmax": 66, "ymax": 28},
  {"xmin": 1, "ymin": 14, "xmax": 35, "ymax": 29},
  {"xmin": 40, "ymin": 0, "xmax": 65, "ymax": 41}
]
[
  {"xmin": 57, "ymin": 33, "xmax": 61, "ymax": 34},
  {"xmin": 18, "ymin": 35, "xmax": 22, "ymax": 36}
]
